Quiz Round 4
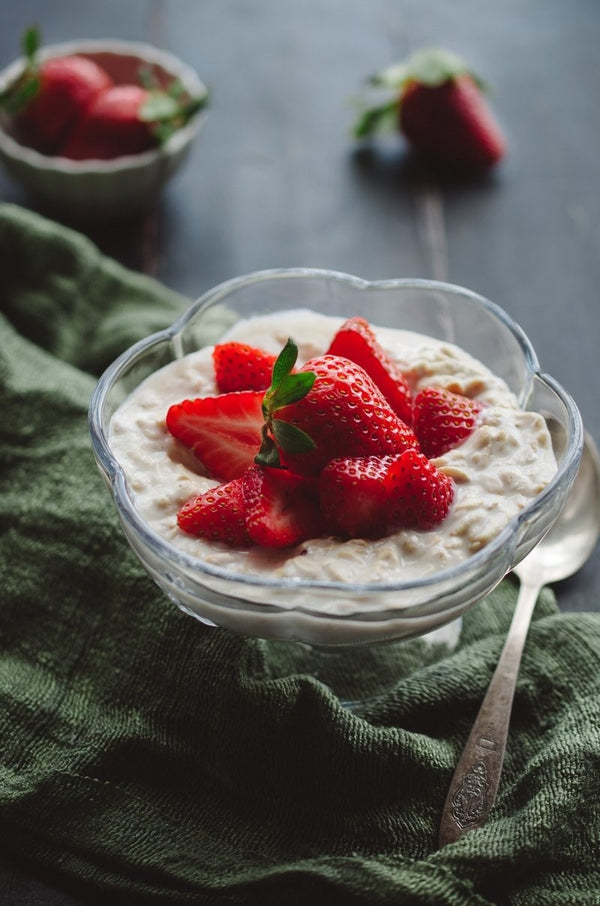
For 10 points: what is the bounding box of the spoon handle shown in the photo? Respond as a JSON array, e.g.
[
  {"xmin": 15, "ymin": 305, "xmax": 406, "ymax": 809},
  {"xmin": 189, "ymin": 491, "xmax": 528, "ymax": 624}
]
[{"xmin": 438, "ymin": 578, "xmax": 540, "ymax": 847}]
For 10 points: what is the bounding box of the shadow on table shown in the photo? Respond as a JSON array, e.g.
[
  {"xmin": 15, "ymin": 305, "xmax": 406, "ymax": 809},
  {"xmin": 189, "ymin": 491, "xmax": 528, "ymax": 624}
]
[{"xmin": 349, "ymin": 144, "xmax": 504, "ymax": 196}]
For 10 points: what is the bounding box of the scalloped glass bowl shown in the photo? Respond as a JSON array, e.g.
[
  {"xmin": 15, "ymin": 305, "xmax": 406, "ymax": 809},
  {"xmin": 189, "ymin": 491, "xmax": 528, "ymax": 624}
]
[
  {"xmin": 0, "ymin": 39, "xmax": 207, "ymax": 219},
  {"xmin": 89, "ymin": 269, "xmax": 583, "ymax": 649}
]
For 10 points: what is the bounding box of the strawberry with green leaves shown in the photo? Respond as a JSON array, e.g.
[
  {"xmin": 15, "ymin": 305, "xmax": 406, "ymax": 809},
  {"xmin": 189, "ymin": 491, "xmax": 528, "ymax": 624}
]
[
  {"xmin": 354, "ymin": 48, "xmax": 506, "ymax": 173},
  {"xmin": 0, "ymin": 26, "xmax": 113, "ymax": 154},
  {"xmin": 258, "ymin": 343, "xmax": 419, "ymax": 476},
  {"xmin": 60, "ymin": 77, "xmax": 206, "ymax": 160},
  {"xmin": 412, "ymin": 385, "xmax": 485, "ymax": 458},
  {"xmin": 0, "ymin": 25, "xmax": 208, "ymax": 160},
  {"xmin": 326, "ymin": 316, "xmax": 413, "ymax": 424}
]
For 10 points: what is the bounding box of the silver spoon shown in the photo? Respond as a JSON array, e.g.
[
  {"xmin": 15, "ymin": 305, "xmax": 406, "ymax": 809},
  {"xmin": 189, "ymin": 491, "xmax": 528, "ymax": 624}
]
[{"xmin": 439, "ymin": 431, "xmax": 600, "ymax": 848}]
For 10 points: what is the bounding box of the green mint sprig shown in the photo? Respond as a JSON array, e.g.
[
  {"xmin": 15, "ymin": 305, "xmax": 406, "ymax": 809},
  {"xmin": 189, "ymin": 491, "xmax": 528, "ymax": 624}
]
[{"xmin": 255, "ymin": 338, "xmax": 316, "ymax": 468}]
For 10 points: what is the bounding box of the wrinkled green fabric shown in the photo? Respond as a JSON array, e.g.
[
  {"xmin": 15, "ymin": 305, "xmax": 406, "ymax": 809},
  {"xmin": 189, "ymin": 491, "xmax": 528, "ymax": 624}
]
[{"xmin": 0, "ymin": 203, "xmax": 599, "ymax": 905}]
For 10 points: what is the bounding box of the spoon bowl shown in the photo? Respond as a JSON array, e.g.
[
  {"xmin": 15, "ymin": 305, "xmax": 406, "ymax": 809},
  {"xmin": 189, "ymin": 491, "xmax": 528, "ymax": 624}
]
[
  {"xmin": 439, "ymin": 431, "xmax": 600, "ymax": 847},
  {"xmin": 515, "ymin": 432, "xmax": 600, "ymax": 586}
]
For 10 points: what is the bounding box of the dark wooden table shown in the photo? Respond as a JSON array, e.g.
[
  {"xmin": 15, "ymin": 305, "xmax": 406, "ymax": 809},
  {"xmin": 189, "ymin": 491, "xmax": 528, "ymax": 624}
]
[{"xmin": 1, "ymin": 1, "xmax": 599, "ymax": 902}]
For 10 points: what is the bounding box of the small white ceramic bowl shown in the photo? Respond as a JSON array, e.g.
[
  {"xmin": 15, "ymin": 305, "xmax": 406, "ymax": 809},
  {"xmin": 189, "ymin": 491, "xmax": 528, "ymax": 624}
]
[
  {"xmin": 0, "ymin": 39, "xmax": 208, "ymax": 219},
  {"xmin": 89, "ymin": 270, "xmax": 583, "ymax": 650}
]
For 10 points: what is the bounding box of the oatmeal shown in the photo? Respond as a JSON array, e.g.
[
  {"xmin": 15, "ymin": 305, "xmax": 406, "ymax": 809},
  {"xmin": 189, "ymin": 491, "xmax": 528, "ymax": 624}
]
[{"xmin": 109, "ymin": 309, "xmax": 556, "ymax": 584}]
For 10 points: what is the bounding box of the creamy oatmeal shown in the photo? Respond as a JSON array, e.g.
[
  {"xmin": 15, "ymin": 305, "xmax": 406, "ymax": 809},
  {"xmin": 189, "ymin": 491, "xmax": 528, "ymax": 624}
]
[{"xmin": 109, "ymin": 309, "xmax": 556, "ymax": 585}]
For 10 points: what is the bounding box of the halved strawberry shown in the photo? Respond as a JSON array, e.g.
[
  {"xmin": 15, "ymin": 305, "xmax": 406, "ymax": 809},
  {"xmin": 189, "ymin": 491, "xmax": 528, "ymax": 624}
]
[
  {"xmin": 320, "ymin": 455, "xmax": 396, "ymax": 538},
  {"xmin": 320, "ymin": 451, "xmax": 454, "ymax": 538},
  {"xmin": 177, "ymin": 477, "xmax": 251, "ymax": 546},
  {"xmin": 242, "ymin": 465, "xmax": 321, "ymax": 548},
  {"xmin": 272, "ymin": 354, "xmax": 419, "ymax": 475},
  {"xmin": 386, "ymin": 449, "xmax": 455, "ymax": 531},
  {"xmin": 166, "ymin": 391, "xmax": 263, "ymax": 481},
  {"xmin": 412, "ymin": 385, "xmax": 485, "ymax": 458},
  {"xmin": 326, "ymin": 317, "xmax": 413, "ymax": 424},
  {"xmin": 212, "ymin": 342, "xmax": 277, "ymax": 393}
]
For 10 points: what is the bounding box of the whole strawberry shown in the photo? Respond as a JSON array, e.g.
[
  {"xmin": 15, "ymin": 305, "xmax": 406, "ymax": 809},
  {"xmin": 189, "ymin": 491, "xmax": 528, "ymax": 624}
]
[
  {"xmin": 60, "ymin": 81, "xmax": 205, "ymax": 160},
  {"xmin": 0, "ymin": 26, "xmax": 112, "ymax": 154},
  {"xmin": 258, "ymin": 342, "xmax": 419, "ymax": 476},
  {"xmin": 354, "ymin": 48, "xmax": 506, "ymax": 173}
]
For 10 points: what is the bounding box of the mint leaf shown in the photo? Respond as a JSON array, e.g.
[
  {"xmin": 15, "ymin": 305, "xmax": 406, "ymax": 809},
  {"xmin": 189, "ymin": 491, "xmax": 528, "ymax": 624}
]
[
  {"xmin": 271, "ymin": 419, "xmax": 316, "ymax": 454},
  {"xmin": 256, "ymin": 337, "xmax": 317, "ymax": 466},
  {"xmin": 353, "ymin": 100, "xmax": 399, "ymax": 139},
  {"xmin": 140, "ymin": 92, "xmax": 180, "ymax": 122},
  {"xmin": 271, "ymin": 337, "xmax": 298, "ymax": 385},
  {"xmin": 265, "ymin": 371, "xmax": 315, "ymax": 413},
  {"xmin": 167, "ymin": 78, "xmax": 186, "ymax": 100}
]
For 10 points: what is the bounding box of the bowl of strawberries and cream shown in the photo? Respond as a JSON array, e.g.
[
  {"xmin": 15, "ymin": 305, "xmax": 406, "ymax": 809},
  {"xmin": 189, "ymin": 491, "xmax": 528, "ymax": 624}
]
[
  {"xmin": 89, "ymin": 269, "xmax": 582, "ymax": 646},
  {"xmin": 0, "ymin": 28, "xmax": 208, "ymax": 218}
]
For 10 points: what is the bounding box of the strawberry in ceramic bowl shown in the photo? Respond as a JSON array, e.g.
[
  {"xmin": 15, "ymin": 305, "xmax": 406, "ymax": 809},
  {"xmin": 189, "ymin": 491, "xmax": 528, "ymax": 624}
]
[
  {"xmin": 0, "ymin": 28, "xmax": 208, "ymax": 218},
  {"xmin": 89, "ymin": 270, "xmax": 582, "ymax": 650}
]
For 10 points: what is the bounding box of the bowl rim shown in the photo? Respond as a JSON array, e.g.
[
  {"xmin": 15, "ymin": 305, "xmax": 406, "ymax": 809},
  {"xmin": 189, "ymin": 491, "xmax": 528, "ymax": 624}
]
[
  {"xmin": 89, "ymin": 269, "xmax": 584, "ymax": 607},
  {"xmin": 0, "ymin": 37, "xmax": 208, "ymax": 170}
]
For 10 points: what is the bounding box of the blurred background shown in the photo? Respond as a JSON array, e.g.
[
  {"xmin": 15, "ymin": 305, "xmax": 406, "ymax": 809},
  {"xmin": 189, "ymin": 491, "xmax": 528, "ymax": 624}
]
[{"xmin": 1, "ymin": 0, "xmax": 599, "ymax": 484}]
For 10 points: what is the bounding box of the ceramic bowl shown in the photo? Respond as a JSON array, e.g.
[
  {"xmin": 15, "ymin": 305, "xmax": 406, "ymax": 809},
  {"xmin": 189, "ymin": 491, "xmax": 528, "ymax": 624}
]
[
  {"xmin": 0, "ymin": 39, "xmax": 208, "ymax": 219},
  {"xmin": 89, "ymin": 269, "xmax": 583, "ymax": 648}
]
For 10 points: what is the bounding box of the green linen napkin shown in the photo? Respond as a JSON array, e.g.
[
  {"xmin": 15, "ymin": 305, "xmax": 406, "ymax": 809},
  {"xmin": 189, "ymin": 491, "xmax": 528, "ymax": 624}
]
[{"xmin": 1, "ymin": 202, "xmax": 599, "ymax": 905}]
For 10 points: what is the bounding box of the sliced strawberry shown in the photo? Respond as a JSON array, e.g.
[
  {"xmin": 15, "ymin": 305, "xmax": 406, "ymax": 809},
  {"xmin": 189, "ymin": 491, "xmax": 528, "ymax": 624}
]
[
  {"xmin": 386, "ymin": 450, "xmax": 455, "ymax": 531},
  {"xmin": 166, "ymin": 391, "xmax": 263, "ymax": 481},
  {"xmin": 212, "ymin": 342, "xmax": 277, "ymax": 393},
  {"xmin": 320, "ymin": 455, "xmax": 396, "ymax": 538},
  {"xmin": 273, "ymin": 354, "xmax": 419, "ymax": 475},
  {"xmin": 320, "ymin": 451, "xmax": 454, "ymax": 538},
  {"xmin": 326, "ymin": 317, "xmax": 412, "ymax": 424},
  {"xmin": 177, "ymin": 477, "xmax": 251, "ymax": 546},
  {"xmin": 412, "ymin": 385, "xmax": 485, "ymax": 458},
  {"xmin": 242, "ymin": 465, "xmax": 321, "ymax": 548}
]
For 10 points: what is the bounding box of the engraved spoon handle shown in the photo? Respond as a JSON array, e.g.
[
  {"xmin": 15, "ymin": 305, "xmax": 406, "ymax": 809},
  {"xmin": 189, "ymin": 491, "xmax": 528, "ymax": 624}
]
[{"xmin": 438, "ymin": 578, "xmax": 541, "ymax": 847}]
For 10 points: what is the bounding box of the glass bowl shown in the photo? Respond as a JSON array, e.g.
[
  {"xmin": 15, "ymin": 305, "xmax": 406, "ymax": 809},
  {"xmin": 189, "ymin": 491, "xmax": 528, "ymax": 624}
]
[{"xmin": 89, "ymin": 269, "xmax": 583, "ymax": 652}]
